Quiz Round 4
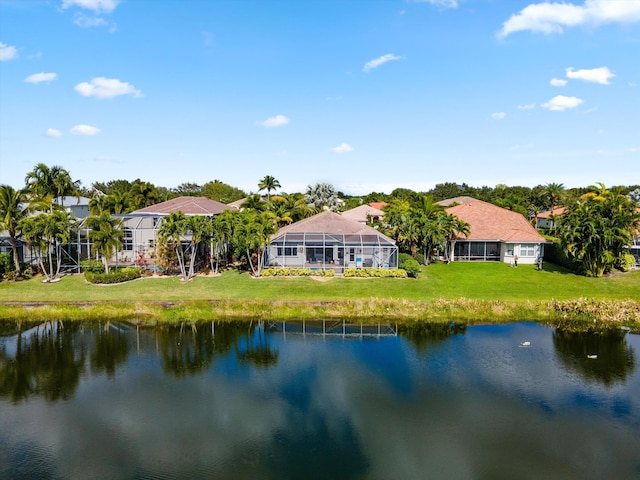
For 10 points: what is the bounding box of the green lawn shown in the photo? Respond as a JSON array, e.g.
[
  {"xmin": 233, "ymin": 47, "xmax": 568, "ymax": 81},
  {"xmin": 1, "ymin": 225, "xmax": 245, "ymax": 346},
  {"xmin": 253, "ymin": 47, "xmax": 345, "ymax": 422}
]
[{"xmin": 1, "ymin": 262, "xmax": 638, "ymax": 303}]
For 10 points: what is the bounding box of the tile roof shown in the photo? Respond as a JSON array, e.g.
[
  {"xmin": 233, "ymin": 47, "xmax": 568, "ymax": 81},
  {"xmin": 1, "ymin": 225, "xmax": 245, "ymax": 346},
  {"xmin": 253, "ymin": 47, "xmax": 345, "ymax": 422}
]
[
  {"xmin": 131, "ymin": 196, "xmax": 231, "ymax": 215},
  {"xmin": 536, "ymin": 207, "xmax": 566, "ymax": 219},
  {"xmin": 273, "ymin": 211, "xmax": 395, "ymax": 242},
  {"xmin": 445, "ymin": 198, "xmax": 547, "ymax": 243},
  {"xmin": 340, "ymin": 204, "xmax": 385, "ymax": 222},
  {"xmin": 437, "ymin": 196, "xmax": 478, "ymax": 207},
  {"xmin": 369, "ymin": 201, "xmax": 389, "ymax": 210}
]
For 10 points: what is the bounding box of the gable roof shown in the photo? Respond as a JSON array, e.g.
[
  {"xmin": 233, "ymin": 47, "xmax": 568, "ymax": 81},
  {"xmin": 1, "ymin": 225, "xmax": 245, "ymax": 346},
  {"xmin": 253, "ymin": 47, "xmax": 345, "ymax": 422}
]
[
  {"xmin": 437, "ymin": 196, "xmax": 478, "ymax": 207},
  {"xmin": 340, "ymin": 204, "xmax": 385, "ymax": 222},
  {"xmin": 273, "ymin": 211, "xmax": 395, "ymax": 242},
  {"xmin": 536, "ymin": 207, "xmax": 566, "ymax": 219},
  {"xmin": 444, "ymin": 198, "xmax": 547, "ymax": 243},
  {"xmin": 369, "ymin": 201, "xmax": 388, "ymax": 210},
  {"xmin": 131, "ymin": 196, "xmax": 231, "ymax": 215}
]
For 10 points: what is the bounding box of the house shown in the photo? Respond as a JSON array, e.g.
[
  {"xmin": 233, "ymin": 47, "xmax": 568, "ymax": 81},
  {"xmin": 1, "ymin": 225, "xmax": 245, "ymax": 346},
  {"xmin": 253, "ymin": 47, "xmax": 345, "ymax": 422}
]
[
  {"xmin": 114, "ymin": 196, "xmax": 231, "ymax": 263},
  {"xmin": 264, "ymin": 211, "xmax": 398, "ymax": 273},
  {"xmin": 340, "ymin": 204, "xmax": 385, "ymax": 225},
  {"xmin": 441, "ymin": 197, "xmax": 548, "ymax": 264},
  {"xmin": 54, "ymin": 196, "xmax": 91, "ymax": 220},
  {"xmin": 535, "ymin": 207, "xmax": 566, "ymax": 230}
]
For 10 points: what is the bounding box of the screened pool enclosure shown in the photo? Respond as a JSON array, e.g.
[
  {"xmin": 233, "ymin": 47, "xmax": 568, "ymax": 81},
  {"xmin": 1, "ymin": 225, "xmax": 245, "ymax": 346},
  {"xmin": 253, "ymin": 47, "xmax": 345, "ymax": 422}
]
[{"xmin": 265, "ymin": 231, "xmax": 398, "ymax": 273}]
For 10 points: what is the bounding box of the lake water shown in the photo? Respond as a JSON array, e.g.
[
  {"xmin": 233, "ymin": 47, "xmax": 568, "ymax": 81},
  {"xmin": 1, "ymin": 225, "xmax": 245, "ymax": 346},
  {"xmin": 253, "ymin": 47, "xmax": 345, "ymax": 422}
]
[{"xmin": 1, "ymin": 320, "xmax": 639, "ymax": 480}]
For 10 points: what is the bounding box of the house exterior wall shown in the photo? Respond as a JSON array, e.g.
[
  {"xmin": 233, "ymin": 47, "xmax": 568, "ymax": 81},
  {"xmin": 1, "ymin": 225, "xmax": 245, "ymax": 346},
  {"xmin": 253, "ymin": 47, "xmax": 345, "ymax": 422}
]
[{"xmin": 452, "ymin": 240, "xmax": 544, "ymax": 264}]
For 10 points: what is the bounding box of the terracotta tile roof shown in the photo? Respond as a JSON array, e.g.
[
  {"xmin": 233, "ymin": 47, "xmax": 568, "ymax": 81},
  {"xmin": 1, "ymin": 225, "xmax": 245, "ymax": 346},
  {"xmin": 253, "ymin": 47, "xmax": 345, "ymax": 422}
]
[
  {"xmin": 536, "ymin": 207, "xmax": 566, "ymax": 219},
  {"xmin": 131, "ymin": 196, "xmax": 231, "ymax": 215},
  {"xmin": 273, "ymin": 211, "xmax": 395, "ymax": 242},
  {"xmin": 340, "ymin": 204, "xmax": 385, "ymax": 222},
  {"xmin": 369, "ymin": 201, "xmax": 388, "ymax": 210},
  {"xmin": 445, "ymin": 198, "xmax": 547, "ymax": 243}
]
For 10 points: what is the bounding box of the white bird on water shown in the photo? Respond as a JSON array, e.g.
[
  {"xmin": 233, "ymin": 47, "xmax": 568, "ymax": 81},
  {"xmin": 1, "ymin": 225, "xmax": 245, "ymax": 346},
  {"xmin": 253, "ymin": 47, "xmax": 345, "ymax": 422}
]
[
  {"xmin": 520, "ymin": 341, "xmax": 530, "ymax": 347},
  {"xmin": 587, "ymin": 354, "xmax": 598, "ymax": 359}
]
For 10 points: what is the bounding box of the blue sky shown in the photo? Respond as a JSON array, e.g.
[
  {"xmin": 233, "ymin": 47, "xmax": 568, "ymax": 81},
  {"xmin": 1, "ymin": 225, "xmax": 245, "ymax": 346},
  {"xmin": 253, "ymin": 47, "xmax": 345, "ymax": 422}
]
[{"xmin": 1, "ymin": 0, "xmax": 639, "ymax": 195}]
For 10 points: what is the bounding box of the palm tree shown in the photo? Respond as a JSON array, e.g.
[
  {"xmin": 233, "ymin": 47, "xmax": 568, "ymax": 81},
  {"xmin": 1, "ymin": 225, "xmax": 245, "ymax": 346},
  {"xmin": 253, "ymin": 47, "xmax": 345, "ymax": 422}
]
[
  {"xmin": 85, "ymin": 212, "xmax": 124, "ymax": 274},
  {"xmin": 442, "ymin": 214, "xmax": 470, "ymax": 263},
  {"xmin": 258, "ymin": 175, "xmax": 281, "ymax": 201},
  {"xmin": 543, "ymin": 182, "xmax": 565, "ymax": 212},
  {"xmin": 234, "ymin": 211, "xmax": 275, "ymax": 276},
  {"xmin": 305, "ymin": 183, "xmax": 341, "ymax": 213},
  {"xmin": 25, "ymin": 163, "xmax": 80, "ymax": 207},
  {"xmin": 241, "ymin": 193, "xmax": 265, "ymax": 212},
  {"xmin": 0, "ymin": 185, "xmax": 31, "ymax": 276},
  {"xmin": 185, "ymin": 215, "xmax": 208, "ymax": 279},
  {"xmin": 158, "ymin": 211, "xmax": 189, "ymax": 280}
]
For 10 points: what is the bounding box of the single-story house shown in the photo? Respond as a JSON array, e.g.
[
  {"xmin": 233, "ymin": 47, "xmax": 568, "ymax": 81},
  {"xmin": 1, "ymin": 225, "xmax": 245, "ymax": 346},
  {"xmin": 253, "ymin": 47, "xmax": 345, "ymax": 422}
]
[
  {"xmin": 264, "ymin": 211, "xmax": 398, "ymax": 273},
  {"xmin": 441, "ymin": 197, "xmax": 548, "ymax": 264},
  {"xmin": 535, "ymin": 207, "xmax": 566, "ymax": 230},
  {"xmin": 340, "ymin": 204, "xmax": 385, "ymax": 225},
  {"xmin": 114, "ymin": 196, "xmax": 231, "ymax": 263}
]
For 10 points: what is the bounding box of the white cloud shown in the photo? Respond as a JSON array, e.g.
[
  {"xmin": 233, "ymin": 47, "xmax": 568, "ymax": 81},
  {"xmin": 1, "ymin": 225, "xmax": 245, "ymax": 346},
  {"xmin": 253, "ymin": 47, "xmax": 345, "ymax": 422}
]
[
  {"xmin": 331, "ymin": 143, "xmax": 355, "ymax": 153},
  {"xmin": 24, "ymin": 72, "xmax": 57, "ymax": 84},
  {"xmin": 46, "ymin": 128, "xmax": 62, "ymax": 137},
  {"xmin": 70, "ymin": 124, "xmax": 101, "ymax": 136},
  {"xmin": 61, "ymin": 0, "xmax": 120, "ymax": 13},
  {"xmin": 0, "ymin": 42, "xmax": 18, "ymax": 61},
  {"xmin": 550, "ymin": 77, "xmax": 567, "ymax": 87},
  {"xmin": 498, "ymin": 0, "xmax": 640, "ymax": 38},
  {"xmin": 491, "ymin": 112, "xmax": 506, "ymax": 120},
  {"xmin": 258, "ymin": 115, "xmax": 289, "ymax": 128},
  {"xmin": 542, "ymin": 95, "xmax": 583, "ymax": 111},
  {"xmin": 73, "ymin": 14, "xmax": 109, "ymax": 28},
  {"xmin": 566, "ymin": 66, "xmax": 615, "ymax": 85},
  {"xmin": 75, "ymin": 77, "xmax": 142, "ymax": 99},
  {"xmin": 363, "ymin": 54, "xmax": 402, "ymax": 73},
  {"xmin": 517, "ymin": 103, "xmax": 536, "ymax": 110}
]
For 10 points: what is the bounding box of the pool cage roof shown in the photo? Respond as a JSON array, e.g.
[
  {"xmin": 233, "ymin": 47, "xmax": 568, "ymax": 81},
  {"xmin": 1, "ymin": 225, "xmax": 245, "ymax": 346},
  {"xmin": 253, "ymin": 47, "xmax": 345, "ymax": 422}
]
[{"xmin": 270, "ymin": 232, "xmax": 396, "ymax": 247}]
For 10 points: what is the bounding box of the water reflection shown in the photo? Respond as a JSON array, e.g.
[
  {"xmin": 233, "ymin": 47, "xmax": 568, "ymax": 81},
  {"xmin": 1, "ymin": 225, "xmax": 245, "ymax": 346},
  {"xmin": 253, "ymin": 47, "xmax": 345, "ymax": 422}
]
[
  {"xmin": 553, "ymin": 328, "xmax": 635, "ymax": 385},
  {"xmin": 0, "ymin": 321, "xmax": 86, "ymax": 403},
  {"xmin": 1, "ymin": 320, "xmax": 639, "ymax": 479},
  {"xmin": 399, "ymin": 322, "xmax": 467, "ymax": 354}
]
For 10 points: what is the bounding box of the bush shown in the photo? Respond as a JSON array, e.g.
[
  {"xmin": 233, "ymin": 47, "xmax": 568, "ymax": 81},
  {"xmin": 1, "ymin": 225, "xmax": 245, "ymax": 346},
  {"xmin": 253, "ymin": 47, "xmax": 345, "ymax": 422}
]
[
  {"xmin": 543, "ymin": 238, "xmax": 578, "ymax": 272},
  {"xmin": 615, "ymin": 253, "xmax": 637, "ymax": 272},
  {"xmin": 261, "ymin": 268, "xmax": 334, "ymax": 277},
  {"xmin": 0, "ymin": 252, "xmax": 11, "ymax": 278},
  {"xmin": 343, "ymin": 268, "xmax": 407, "ymax": 278},
  {"xmin": 399, "ymin": 254, "xmax": 421, "ymax": 278},
  {"xmin": 85, "ymin": 267, "xmax": 141, "ymax": 284},
  {"xmin": 81, "ymin": 260, "xmax": 105, "ymax": 274}
]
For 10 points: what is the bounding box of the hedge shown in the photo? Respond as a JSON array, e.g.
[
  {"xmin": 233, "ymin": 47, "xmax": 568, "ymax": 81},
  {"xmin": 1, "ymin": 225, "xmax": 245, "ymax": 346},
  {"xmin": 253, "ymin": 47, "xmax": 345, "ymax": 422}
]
[
  {"xmin": 343, "ymin": 268, "xmax": 407, "ymax": 278},
  {"xmin": 85, "ymin": 267, "xmax": 142, "ymax": 284}
]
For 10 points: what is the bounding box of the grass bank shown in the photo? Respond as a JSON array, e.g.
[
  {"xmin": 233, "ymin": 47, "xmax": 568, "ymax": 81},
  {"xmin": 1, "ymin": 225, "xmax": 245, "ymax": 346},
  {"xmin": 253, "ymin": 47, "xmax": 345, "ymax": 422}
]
[{"xmin": 1, "ymin": 263, "xmax": 639, "ymax": 329}]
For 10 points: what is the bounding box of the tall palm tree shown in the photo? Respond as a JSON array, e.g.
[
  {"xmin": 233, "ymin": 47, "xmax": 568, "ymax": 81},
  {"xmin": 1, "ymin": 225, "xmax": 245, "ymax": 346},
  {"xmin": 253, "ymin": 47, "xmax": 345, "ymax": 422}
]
[
  {"xmin": 85, "ymin": 213, "xmax": 124, "ymax": 274},
  {"xmin": 234, "ymin": 211, "xmax": 275, "ymax": 276},
  {"xmin": 305, "ymin": 183, "xmax": 341, "ymax": 213},
  {"xmin": 20, "ymin": 210, "xmax": 73, "ymax": 281},
  {"xmin": 25, "ymin": 163, "xmax": 79, "ymax": 207},
  {"xmin": 0, "ymin": 185, "xmax": 31, "ymax": 275},
  {"xmin": 158, "ymin": 211, "xmax": 189, "ymax": 280},
  {"xmin": 543, "ymin": 182, "xmax": 565, "ymax": 212},
  {"xmin": 258, "ymin": 175, "xmax": 281, "ymax": 201}
]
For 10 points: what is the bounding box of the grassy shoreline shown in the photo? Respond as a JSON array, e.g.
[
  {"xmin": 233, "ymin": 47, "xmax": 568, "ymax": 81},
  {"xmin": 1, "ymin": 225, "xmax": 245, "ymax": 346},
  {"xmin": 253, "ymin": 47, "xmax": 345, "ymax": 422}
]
[{"xmin": 1, "ymin": 263, "xmax": 639, "ymax": 330}]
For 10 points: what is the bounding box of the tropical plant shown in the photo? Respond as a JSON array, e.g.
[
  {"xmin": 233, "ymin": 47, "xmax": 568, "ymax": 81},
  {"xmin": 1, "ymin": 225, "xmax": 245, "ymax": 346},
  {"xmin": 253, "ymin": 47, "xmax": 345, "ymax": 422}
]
[
  {"xmin": 158, "ymin": 212, "xmax": 189, "ymax": 280},
  {"xmin": 305, "ymin": 183, "xmax": 341, "ymax": 213},
  {"xmin": 558, "ymin": 185, "xmax": 640, "ymax": 277},
  {"xmin": 258, "ymin": 175, "xmax": 281, "ymax": 201},
  {"xmin": 233, "ymin": 210, "xmax": 276, "ymax": 276},
  {"xmin": 25, "ymin": 163, "xmax": 80, "ymax": 207},
  {"xmin": 0, "ymin": 185, "xmax": 33, "ymax": 276},
  {"xmin": 19, "ymin": 210, "xmax": 74, "ymax": 282},
  {"xmin": 85, "ymin": 213, "xmax": 124, "ymax": 274}
]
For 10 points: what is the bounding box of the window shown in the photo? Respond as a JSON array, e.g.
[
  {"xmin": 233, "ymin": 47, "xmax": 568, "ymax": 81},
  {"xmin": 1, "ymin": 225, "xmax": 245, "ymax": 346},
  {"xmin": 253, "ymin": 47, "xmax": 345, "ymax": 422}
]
[
  {"xmin": 123, "ymin": 228, "xmax": 133, "ymax": 251},
  {"xmin": 277, "ymin": 247, "xmax": 298, "ymax": 257},
  {"xmin": 506, "ymin": 244, "xmax": 514, "ymax": 256},
  {"xmin": 520, "ymin": 244, "xmax": 535, "ymax": 257}
]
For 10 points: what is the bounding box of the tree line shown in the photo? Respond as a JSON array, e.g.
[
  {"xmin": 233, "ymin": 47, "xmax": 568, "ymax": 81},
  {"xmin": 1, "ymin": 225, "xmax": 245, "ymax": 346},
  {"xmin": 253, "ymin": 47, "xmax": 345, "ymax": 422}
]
[{"xmin": 1, "ymin": 163, "xmax": 639, "ymax": 280}]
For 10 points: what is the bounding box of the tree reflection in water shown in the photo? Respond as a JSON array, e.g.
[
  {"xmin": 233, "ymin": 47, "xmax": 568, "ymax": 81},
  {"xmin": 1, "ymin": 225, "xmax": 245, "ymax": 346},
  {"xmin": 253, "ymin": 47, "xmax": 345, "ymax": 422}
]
[
  {"xmin": 553, "ymin": 328, "xmax": 635, "ymax": 386},
  {"xmin": 235, "ymin": 321, "xmax": 279, "ymax": 369},
  {"xmin": 90, "ymin": 322, "xmax": 129, "ymax": 378},
  {"xmin": 399, "ymin": 322, "xmax": 467, "ymax": 354},
  {"xmin": 157, "ymin": 321, "xmax": 251, "ymax": 376},
  {"xmin": 0, "ymin": 320, "xmax": 86, "ymax": 403}
]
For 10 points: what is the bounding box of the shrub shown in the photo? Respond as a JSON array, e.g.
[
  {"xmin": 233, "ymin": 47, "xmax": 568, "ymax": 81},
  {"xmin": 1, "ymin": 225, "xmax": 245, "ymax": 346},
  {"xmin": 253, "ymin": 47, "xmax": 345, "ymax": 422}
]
[
  {"xmin": 81, "ymin": 260, "xmax": 105, "ymax": 274},
  {"xmin": 261, "ymin": 268, "xmax": 334, "ymax": 277},
  {"xmin": 343, "ymin": 268, "xmax": 407, "ymax": 278},
  {"xmin": 543, "ymin": 238, "xmax": 577, "ymax": 272},
  {"xmin": 85, "ymin": 267, "xmax": 141, "ymax": 284},
  {"xmin": 615, "ymin": 253, "xmax": 637, "ymax": 272},
  {"xmin": 399, "ymin": 254, "xmax": 421, "ymax": 278},
  {"xmin": 0, "ymin": 252, "xmax": 11, "ymax": 278}
]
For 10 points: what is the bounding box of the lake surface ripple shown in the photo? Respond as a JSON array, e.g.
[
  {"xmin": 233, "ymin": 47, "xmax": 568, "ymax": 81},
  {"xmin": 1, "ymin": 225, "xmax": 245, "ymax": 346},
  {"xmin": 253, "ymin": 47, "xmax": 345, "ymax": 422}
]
[{"xmin": 1, "ymin": 320, "xmax": 639, "ymax": 480}]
